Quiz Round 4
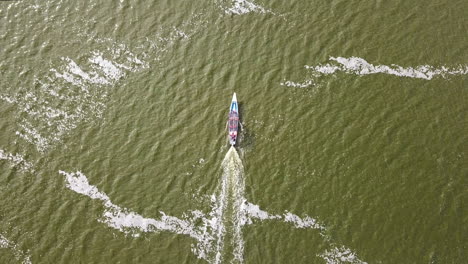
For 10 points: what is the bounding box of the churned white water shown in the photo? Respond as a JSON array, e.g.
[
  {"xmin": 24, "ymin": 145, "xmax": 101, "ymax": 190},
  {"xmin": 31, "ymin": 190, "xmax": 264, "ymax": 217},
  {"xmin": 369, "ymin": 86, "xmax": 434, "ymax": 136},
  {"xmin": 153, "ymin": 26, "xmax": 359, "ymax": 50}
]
[
  {"xmin": 307, "ymin": 57, "xmax": 468, "ymax": 80},
  {"xmin": 61, "ymin": 146, "xmax": 365, "ymax": 264},
  {"xmin": 222, "ymin": 0, "xmax": 270, "ymax": 15},
  {"xmin": 280, "ymin": 80, "xmax": 314, "ymax": 89},
  {"xmin": 281, "ymin": 57, "xmax": 468, "ymax": 89},
  {"xmin": 0, "ymin": 234, "xmax": 32, "ymax": 264},
  {"xmin": 60, "ymin": 171, "xmax": 200, "ymax": 236},
  {"xmin": 2, "ymin": 0, "xmax": 466, "ymax": 263},
  {"xmin": 59, "ymin": 170, "xmax": 218, "ymax": 261},
  {"xmin": 0, "ymin": 149, "xmax": 33, "ymax": 172},
  {"xmin": 0, "ymin": 46, "xmax": 146, "ymax": 153},
  {"xmin": 318, "ymin": 246, "xmax": 368, "ymax": 264}
]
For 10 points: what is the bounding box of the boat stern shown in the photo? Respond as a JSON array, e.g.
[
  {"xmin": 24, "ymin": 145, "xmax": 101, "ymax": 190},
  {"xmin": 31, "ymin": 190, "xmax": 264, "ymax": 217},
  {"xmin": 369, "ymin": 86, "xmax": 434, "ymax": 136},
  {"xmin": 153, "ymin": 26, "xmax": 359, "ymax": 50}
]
[{"xmin": 229, "ymin": 132, "xmax": 237, "ymax": 146}]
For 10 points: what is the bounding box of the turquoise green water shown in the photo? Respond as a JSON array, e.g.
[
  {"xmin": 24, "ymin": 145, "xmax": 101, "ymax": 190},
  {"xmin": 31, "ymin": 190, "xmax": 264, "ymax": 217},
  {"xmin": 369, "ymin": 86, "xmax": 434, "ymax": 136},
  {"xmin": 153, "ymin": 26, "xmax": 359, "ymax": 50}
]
[{"xmin": 0, "ymin": 0, "xmax": 467, "ymax": 263}]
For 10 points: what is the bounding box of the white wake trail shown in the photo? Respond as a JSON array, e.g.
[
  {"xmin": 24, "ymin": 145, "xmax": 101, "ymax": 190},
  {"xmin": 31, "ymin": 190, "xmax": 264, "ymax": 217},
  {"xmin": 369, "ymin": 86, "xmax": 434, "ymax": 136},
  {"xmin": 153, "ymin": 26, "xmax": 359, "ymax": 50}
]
[
  {"xmin": 59, "ymin": 170, "xmax": 216, "ymax": 260},
  {"xmin": 281, "ymin": 57, "xmax": 468, "ymax": 89},
  {"xmin": 220, "ymin": 0, "xmax": 271, "ymax": 15},
  {"xmin": 0, "ymin": 234, "xmax": 32, "ymax": 264},
  {"xmin": 0, "ymin": 44, "xmax": 147, "ymax": 153},
  {"xmin": 210, "ymin": 146, "xmax": 246, "ymax": 263},
  {"xmin": 319, "ymin": 246, "xmax": 368, "ymax": 264},
  {"xmin": 242, "ymin": 203, "xmax": 367, "ymax": 264},
  {"xmin": 59, "ymin": 147, "xmax": 248, "ymax": 264},
  {"xmin": 307, "ymin": 57, "xmax": 468, "ymax": 80},
  {"xmin": 61, "ymin": 147, "xmax": 367, "ymax": 264},
  {"xmin": 0, "ymin": 149, "xmax": 33, "ymax": 172}
]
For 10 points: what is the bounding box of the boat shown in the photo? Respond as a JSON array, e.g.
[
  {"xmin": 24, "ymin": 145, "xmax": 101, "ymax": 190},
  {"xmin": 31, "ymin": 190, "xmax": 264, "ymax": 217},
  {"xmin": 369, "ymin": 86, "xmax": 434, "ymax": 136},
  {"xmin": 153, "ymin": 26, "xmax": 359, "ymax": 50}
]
[{"xmin": 228, "ymin": 93, "xmax": 239, "ymax": 146}]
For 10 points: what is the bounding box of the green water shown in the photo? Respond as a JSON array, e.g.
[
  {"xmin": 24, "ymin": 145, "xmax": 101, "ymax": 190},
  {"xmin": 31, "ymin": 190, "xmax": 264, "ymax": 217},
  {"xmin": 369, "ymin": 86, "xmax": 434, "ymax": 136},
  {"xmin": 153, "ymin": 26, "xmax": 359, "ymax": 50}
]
[{"xmin": 0, "ymin": 0, "xmax": 467, "ymax": 263}]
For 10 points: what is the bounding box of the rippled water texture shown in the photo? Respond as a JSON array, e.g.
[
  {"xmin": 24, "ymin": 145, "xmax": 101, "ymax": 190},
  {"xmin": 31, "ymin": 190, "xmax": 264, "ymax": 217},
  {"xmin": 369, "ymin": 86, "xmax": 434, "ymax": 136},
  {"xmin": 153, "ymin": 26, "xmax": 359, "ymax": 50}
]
[{"xmin": 0, "ymin": 0, "xmax": 467, "ymax": 263}]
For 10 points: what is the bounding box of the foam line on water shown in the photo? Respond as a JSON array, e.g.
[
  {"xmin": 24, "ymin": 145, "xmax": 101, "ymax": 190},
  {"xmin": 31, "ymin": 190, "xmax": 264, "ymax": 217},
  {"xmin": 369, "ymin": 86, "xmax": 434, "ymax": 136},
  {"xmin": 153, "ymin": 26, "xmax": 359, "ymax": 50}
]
[
  {"xmin": 202, "ymin": 146, "xmax": 247, "ymax": 263},
  {"xmin": 306, "ymin": 57, "xmax": 468, "ymax": 80},
  {"xmin": 59, "ymin": 170, "xmax": 218, "ymax": 262},
  {"xmin": 241, "ymin": 202, "xmax": 281, "ymax": 224},
  {"xmin": 221, "ymin": 0, "xmax": 271, "ymax": 15},
  {"xmin": 283, "ymin": 212, "xmax": 324, "ymax": 229},
  {"xmin": 241, "ymin": 203, "xmax": 367, "ymax": 263},
  {"xmin": 59, "ymin": 147, "xmax": 247, "ymax": 264},
  {"xmin": 1, "ymin": 46, "xmax": 146, "ymax": 153},
  {"xmin": 2, "ymin": 13, "xmax": 205, "ymax": 154},
  {"xmin": 0, "ymin": 233, "xmax": 32, "ymax": 264},
  {"xmin": 318, "ymin": 246, "xmax": 368, "ymax": 264},
  {"xmin": 241, "ymin": 202, "xmax": 324, "ymax": 230},
  {"xmin": 60, "ymin": 147, "xmax": 366, "ymax": 264},
  {"xmin": 212, "ymin": 147, "xmax": 326, "ymax": 262},
  {"xmin": 60, "ymin": 170, "xmax": 198, "ymax": 236},
  {"xmin": 88, "ymin": 51, "xmax": 129, "ymax": 81},
  {"xmin": 219, "ymin": 146, "xmax": 246, "ymax": 263},
  {"xmin": 51, "ymin": 57, "xmax": 109, "ymax": 87},
  {"xmin": 0, "ymin": 149, "xmax": 33, "ymax": 172},
  {"xmin": 280, "ymin": 80, "xmax": 314, "ymax": 88}
]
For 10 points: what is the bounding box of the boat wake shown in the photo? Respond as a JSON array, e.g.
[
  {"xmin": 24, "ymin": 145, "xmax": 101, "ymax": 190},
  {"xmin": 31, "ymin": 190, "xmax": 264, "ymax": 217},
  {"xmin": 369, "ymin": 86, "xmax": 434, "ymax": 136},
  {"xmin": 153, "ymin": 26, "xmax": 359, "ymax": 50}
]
[
  {"xmin": 209, "ymin": 146, "xmax": 245, "ymax": 263},
  {"xmin": 0, "ymin": 234, "xmax": 32, "ymax": 264},
  {"xmin": 0, "ymin": 47, "xmax": 147, "ymax": 153},
  {"xmin": 308, "ymin": 57, "xmax": 468, "ymax": 80},
  {"xmin": 281, "ymin": 56, "xmax": 468, "ymax": 89},
  {"xmin": 0, "ymin": 149, "xmax": 34, "ymax": 172},
  {"xmin": 60, "ymin": 146, "xmax": 367, "ymax": 264},
  {"xmin": 0, "ymin": 10, "xmax": 203, "ymax": 154},
  {"xmin": 220, "ymin": 0, "xmax": 272, "ymax": 16}
]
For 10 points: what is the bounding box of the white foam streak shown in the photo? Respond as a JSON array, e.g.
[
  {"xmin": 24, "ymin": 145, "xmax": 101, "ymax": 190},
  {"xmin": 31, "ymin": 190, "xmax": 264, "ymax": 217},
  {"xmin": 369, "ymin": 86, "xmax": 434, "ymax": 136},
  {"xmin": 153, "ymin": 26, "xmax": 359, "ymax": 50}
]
[
  {"xmin": 53, "ymin": 57, "xmax": 110, "ymax": 86},
  {"xmin": 319, "ymin": 246, "xmax": 368, "ymax": 264},
  {"xmin": 2, "ymin": 46, "xmax": 146, "ymax": 153},
  {"xmin": 311, "ymin": 64, "xmax": 341, "ymax": 74},
  {"xmin": 283, "ymin": 212, "xmax": 324, "ymax": 229},
  {"xmin": 223, "ymin": 0, "xmax": 269, "ymax": 15},
  {"xmin": 242, "ymin": 202, "xmax": 324, "ymax": 230},
  {"xmin": 89, "ymin": 52, "xmax": 127, "ymax": 81},
  {"xmin": 280, "ymin": 80, "xmax": 314, "ymax": 88},
  {"xmin": 307, "ymin": 57, "xmax": 468, "ymax": 80},
  {"xmin": 101, "ymin": 210, "xmax": 194, "ymax": 235},
  {"xmin": 16, "ymin": 122, "xmax": 52, "ymax": 153},
  {"xmin": 205, "ymin": 146, "xmax": 246, "ymax": 263},
  {"xmin": 60, "ymin": 146, "xmax": 248, "ymax": 264},
  {"xmin": 225, "ymin": 147, "xmax": 246, "ymax": 263},
  {"xmin": 0, "ymin": 149, "xmax": 33, "ymax": 172},
  {"xmin": 61, "ymin": 170, "xmax": 110, "ymax": 202},
  {"xmin": 0, "ymin": 235, "xmax": 7, "ymax": 247},
  {"xmin": 0, "ymin": 234, "xmax": 32, "ymax": 264},
  {"xmin": 241, "ymin": 202, "xmax": 363, "ymax": 264},
  {"xmin": 60, "ymin": 171, "xmax": 190, "ymax": 234},
  {"xmin": 60, "ymin": 147, "xmax": 365, "ymax": 264},
  {"xmin": 209, "ymin": 175, "xmax": 228, "ymax": 263},
  {"xmin": 241, "ymin": 202, "xmax": 281, "ymax": 225},
  {"xmin": 60, "ymin": 170, "xmax": 215, "ymax": 261}
]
